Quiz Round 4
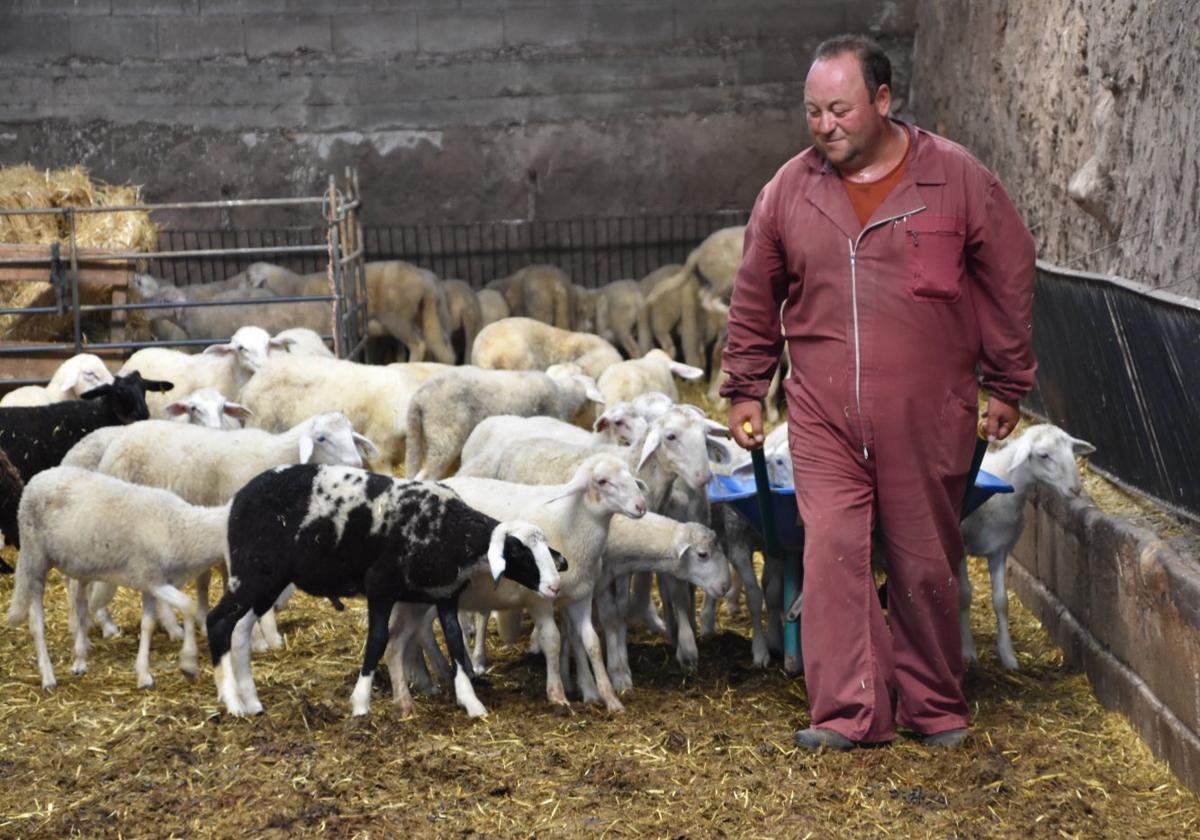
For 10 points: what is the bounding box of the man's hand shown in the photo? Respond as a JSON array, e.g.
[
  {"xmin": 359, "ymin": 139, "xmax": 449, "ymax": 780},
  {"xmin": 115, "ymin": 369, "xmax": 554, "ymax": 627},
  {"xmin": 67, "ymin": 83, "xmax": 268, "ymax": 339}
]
[
  {"xmin": 729, "ymin": 400, "xmax": 765, "ymax": 449},
  {"xmin": 983, "ymin": 395, "xmax": 1020, "ymax": 443}
]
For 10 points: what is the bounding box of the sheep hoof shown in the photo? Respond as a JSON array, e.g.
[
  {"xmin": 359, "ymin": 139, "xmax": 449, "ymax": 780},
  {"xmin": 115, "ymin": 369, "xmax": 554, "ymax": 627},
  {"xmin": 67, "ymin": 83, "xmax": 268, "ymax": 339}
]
[
  {"xmin": 72, "ymin": 662, "xmax": 88, "ymax": 676},
  {"xmin": 138, "ymin": 677, "xmax": 155, "ymax": 690},
  {"xmin": 180, "ymin": 667, "xmax": 197, "ymax": 681},
  {"xmin": 100, "ymin": 625, "xmax": 122, "ymax": 640},
  {"xmin": 604, "ymin": 698, "xmax": 625, "ymax": 714},
  {"xmin": 42, "ymin": 680, "xmax": 57, "ymax": 691}
]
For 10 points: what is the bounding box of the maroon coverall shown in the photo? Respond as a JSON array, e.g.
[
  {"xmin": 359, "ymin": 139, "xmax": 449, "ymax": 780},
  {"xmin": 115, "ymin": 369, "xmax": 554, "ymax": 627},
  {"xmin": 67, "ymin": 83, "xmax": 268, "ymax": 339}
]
[{"xmin": 721, "ymin": 122, "xmax": 1036, "ymax": 742}]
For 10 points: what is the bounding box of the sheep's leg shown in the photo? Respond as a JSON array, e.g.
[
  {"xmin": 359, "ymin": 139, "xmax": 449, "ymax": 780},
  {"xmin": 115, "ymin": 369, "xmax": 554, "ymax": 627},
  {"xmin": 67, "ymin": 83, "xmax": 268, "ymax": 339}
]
[
  {"xmin": 155, "ymin": 597, "xmax": 184, "ymax": 642},
  {"xmin": 87, "ymin": 581, "xmax": 121, "ymax": 639},
  {"xmin": 206, "ymin": 593, "xmax": 252, "ymax": 715},
  {"xmin": 727, "ymin": 539, "xmax": 770, "ymax": 667},
  {"xmin": 613, "ymin": 574, "xmax": 634, "ymax": 686},
  {"xmin": 436, "ymin": 599, "xmax": 487, "ymax": 718},
  {"xmin": 230, "ymin": 609, "xmax": 264, "ymax": 715},
  {"xmin": 565, "ymin": 610, "xmax": 601, "ymax": 703},
  {"xmin": 71, "ymin": 578, "xmax": 91, "ymax": 676},
  {"xmin": 988, "ymin": 551, "xmax": 1019, "ymax": 670},
  {"xmin": 762, "ymin": 549, "xmax": 784, "ymax": 659},
  {"xmin": 596, "ymin": 579, "xmax": 632, "ymax": 692},
  {"xmin": 530, "ymin": 602, "xmax": 568, "ymax": 706},
  {"xmin": 405, "ymin": 628, "xmax": 438, "ymax": 696},
  {"xmin": 957, "ymin": 556, "xmax": 978, "ymax": 665},
  {"xmin": 469, "ymin": 609, "xmax": 490, "ymax": 673},
  {"xmin": 417, "ymin": 610, "xmax": 453, "ymax": 684},
  {"xmin": 660, "ymin": 574, "xmax": 699, "ymax": 673},
  {"xmin": 151, "ymin": 584, "xmax": 198, "ymax": 678},
  {"xmin": 724, "ymin": 564, "xmax": 745, "ymax": 616},
  {"xmin": 28, "ymin": 580, "xmax": 56, "ymax": 690},
  {"xmin": 628, "ymin": 571, "xmax": 668, "ymax": 637},
  {"xmin": 350, "ymin": 597, "xmax": 395, "ymax": 717},
  {"xmin": 383, "ymin": 603, "xmax": 420, "ymax": 716},
  {"xmin": 565, "ymin": 598, "xmax": 624, "ymax": 713},
  {"xmin": 135, "ymin": 593, "xmax": 158, "ymax": 689},
  {"xmin": 699, "ymin": 591, "xmax": 718, "ymax": 638}
]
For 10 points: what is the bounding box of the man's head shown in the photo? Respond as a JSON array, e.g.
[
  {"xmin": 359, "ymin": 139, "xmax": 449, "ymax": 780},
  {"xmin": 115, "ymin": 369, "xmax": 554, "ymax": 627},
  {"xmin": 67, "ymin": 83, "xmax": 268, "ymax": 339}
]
[{"xmin": 804, "ymin": 35, "xmax": 895, "ymax": 173}]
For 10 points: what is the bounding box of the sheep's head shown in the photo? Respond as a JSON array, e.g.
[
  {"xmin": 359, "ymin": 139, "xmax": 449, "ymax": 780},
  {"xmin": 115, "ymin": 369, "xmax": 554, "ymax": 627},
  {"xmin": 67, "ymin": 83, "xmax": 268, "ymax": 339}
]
[
  {"xmin": 673, "ymin": 523, "xmax": 731, "ymax": 599},
  {"xmin": 203, "ymin": 326, "xmax": 274, "ymax": 377},
  {"xmin": 1022, "ymin": 425, "xmax": 1096, "ymax": 497},
  {"xmin": 295, "ymin": 412, "xmax": 378, "ymax": 468},
  {"xmin": 637, "ymin": 407, "xmax": 717, "ymax": 490},
  {"xmin": 164, "ymin": 387, "xmax": 253, "ymax": 429},
  {"xmin": 486, "ymin": 521, "xmax": 566, "ymax": 599},
  {"xmin": 82, "ymin": 371, "xmax": 174, "ymax": 424},
  {"xmin": 593, "ymin": 401, "xmax": 647, "ymax": 446},
  {"xmin": 56, "ymin": 354, "xmax": 114, "ymax": 398},
  {"xmin": 548, "ymin": 453, "xmax": 646, "ymax": 519}
]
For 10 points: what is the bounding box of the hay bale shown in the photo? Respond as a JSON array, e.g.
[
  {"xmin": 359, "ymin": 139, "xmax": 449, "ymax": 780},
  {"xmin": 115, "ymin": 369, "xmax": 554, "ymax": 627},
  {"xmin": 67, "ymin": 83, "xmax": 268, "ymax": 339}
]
[{"xmin": 0, "ymin": 165, "xmax": 158, "ymax": 341}]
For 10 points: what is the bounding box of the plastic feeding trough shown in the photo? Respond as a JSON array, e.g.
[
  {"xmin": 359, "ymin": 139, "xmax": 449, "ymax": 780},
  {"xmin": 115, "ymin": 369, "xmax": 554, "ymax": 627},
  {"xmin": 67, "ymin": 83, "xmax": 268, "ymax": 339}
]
[{"xmin": 707, "ymin": 435, "xmax": 1013, "ymax": 673}]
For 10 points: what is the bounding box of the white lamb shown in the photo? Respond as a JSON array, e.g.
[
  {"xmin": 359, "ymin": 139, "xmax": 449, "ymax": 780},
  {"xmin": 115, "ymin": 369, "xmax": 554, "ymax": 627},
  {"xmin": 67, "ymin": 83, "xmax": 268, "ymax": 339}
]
[
  {"xmin": 0, "ymin": 353, "xmax": 114, "ymax": 407},
  {"xmin": 7, "ymin": 466, "xmax": 228, "ymax": 689},
  {"xmin": 405, "ymin": 364, "xmax": 605, "ymax": 480},
  {"xmin": 237, "ymin": 355, "xmax": 451, "ymax": 472},
  {"xmin": 471, "ymin": 317, "xmax": 623, "ymax": 380},
  {"xmin": 596, "ymin": 348, "xmax": 705, "ymax": 405},
  {"xmin": 959, "ymin": 423, "xmax": 1095, "ymax": 670}
]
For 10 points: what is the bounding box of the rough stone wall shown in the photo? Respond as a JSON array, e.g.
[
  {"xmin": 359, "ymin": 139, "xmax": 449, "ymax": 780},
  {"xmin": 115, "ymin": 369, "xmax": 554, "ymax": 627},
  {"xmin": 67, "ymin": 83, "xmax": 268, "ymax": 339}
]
[
  {"xmin": 0, "ymin": 0, "xmax": 917, "ymax": 229},
  {"xmin": 911, "ymin": 0, "xmax": 1200, "ymax": 298}
]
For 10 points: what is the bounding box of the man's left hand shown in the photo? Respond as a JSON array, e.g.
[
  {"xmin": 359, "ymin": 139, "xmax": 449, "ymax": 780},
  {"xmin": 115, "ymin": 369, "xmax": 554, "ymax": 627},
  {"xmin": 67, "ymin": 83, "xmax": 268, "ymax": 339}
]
[{"xmin": 984, "ymin": 395, "xmax": 1020, "ymax": 443}]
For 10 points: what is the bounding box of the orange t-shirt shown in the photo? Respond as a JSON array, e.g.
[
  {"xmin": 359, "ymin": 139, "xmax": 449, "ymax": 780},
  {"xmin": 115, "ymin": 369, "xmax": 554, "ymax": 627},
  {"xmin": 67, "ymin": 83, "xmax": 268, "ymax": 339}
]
[{"xmin": 842, "ymin": 137, "xmax": 911, "ymax": 228}]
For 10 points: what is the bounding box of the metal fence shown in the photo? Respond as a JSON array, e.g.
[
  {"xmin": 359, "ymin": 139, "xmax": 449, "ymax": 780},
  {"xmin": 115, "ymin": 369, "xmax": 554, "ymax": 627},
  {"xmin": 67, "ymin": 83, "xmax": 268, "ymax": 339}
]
[{"xmin": 1025, "ymin": 260, "xmax": 1200, "ymax": 524}]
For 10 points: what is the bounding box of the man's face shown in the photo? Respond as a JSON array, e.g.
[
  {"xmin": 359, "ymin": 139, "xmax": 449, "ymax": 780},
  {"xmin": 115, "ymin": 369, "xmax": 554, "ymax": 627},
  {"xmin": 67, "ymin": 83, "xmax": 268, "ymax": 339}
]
[{"xmin": 804, "ymin": 52, "xmax": 891, "ymax": 172}]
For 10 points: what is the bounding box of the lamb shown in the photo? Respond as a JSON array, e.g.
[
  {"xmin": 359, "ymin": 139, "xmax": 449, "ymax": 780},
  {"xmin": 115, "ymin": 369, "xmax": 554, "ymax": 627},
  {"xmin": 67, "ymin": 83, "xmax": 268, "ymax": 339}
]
[
  {"xmin": 164, "ymin": 387, "xmax": 253, "ymax": 430},
  {"xmin": 471, "ymin": 317, "xmax": 623, "ymax": 380},
  {"xmin": 640, "ymin": 264, "xmax": 704, "ymax": 369},
  {"xmin": 237, "ymin": 355, "xmax": 452, "ymax": 471},
  {"xmin": 437, "ymin": 454, "xmax": 647, "ymax": 712},
  {"xmin": 476, "ymin": 288, "xmax": 510, "ymax": 329},
  {"xmin": 572, "ymin": 280, "xmax": 651, "ymax": 360},
  {"xmin": 172, "ymin": 287, "xmax": 332, "ymax": 341},
  {"xmin": 958, "ymin": 424, "xmax": 1096, "ymax": 670},
  {"xmin": 485, "ymin": 265, "xmax": 572, "ymax": 329},
  {"xmin": 457, "ymin": 403, "xmax": 647, "ymax": 477},
  {"xmin": 6, "ymin": 466, "xmax": 229, "ymax": 689},
  {"xmin": 596, "ymin": 349, "xmax": 705, "ymax": 405},
  {"xmin": 405, "ymin": 364, "xmax": 605, "ymax": 480},
  {"xmin": 365, "ymin": 261, "xmax": 456, "ymax": 365},
  {"xmin": 119, "ymin": 325, "xmax": 285, "ymax": 416},
  {"xmin": 0, "ymin": 353, "xmax": 115, "ymax": 407},
  {"xmin": 442, "ymin": 279, "xmax": 482, "ymax": 364},
  {"xmin": 271, "ymin": 327, "xmax": 334, "ymax": 357},
  {"xmin": 206, "ymin": 463, "xmax": 566, "ymax": 717},
  {"xmin": 645, "ymin": 226, "xmax": 746, "ymax": 305}
]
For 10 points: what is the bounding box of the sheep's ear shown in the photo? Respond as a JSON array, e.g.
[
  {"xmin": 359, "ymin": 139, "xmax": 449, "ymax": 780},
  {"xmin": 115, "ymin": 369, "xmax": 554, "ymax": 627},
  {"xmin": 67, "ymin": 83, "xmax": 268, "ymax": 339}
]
[
  {"xmin": 730, "ymin": 461, "xmax": 756, "ymax": 482},
  {"xmin": 164, "ymin": 401, "xmax": 189, "ymax": 417},
  {"xmin": 142, "ymin": 378, "xmax": 174, "ymax": 393},
  {"xmin": 1070, "ymin": 437, "xmax": 1096, "ymax": 456},
  {"xmin": 637, "ymin": 427, "xmax": 663, "ymax": 472},
  {"xmin": 544, "ymin": 472, "xmax": 591, "ymax": 505},
  {"xmin": 79, "ymin": 384, "xmax": 112, "ymax": 400},
  {"xmin": 203, "ymin": 342, "xmax": 236, "ymax": 357},
  {"xmin": 593, "ymin": 414, "xmax": 611, "ymax": 433},
  {"xmin": 223, "ymin": 402, "xmax": 253, "ymax": 420},
  {"xmin": 58, "ymin": 367, "xmax": 80, "ymax": 392},
  {"xmin": 703, "ymin": 419, "xmax": 732, "ymax": 438},
  {"xmin": 667, "ymin": 360, "xmax": 705, "ymax": 380},
  {"xmin": 673, "ymin": 533, "xmax": 692, "ymax": 560},
  {"xmin": 706, "ymin": 437, "xmax": 734, "ymax": 465},
  {"xmin": 298, "ymin": 435, "xmax": 315, "ymax": 464},
  {"xmin": 353, "ymin": 432, "xmax": 379, "ymax": 458},
  {"xmin": 268, "ymin": 336, "xmax": 296, "ymax": 353},
  {"xmin": 486, "ymin": 525, "xmax": 509, "ymax": 585}
]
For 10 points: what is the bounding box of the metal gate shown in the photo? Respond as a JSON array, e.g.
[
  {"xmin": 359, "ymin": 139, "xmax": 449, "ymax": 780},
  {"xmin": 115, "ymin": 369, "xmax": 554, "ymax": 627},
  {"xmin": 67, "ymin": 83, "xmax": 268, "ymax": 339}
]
[{"xmin": 0, "ymin": 170, "xmax": 368, "ymax": 389}]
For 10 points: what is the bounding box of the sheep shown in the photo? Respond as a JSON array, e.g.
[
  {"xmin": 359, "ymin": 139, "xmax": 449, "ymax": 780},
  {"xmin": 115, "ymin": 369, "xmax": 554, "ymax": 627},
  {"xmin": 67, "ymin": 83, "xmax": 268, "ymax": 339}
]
[
  {"xmin": 271, "ymin": 327, "xmax": 334, "ymax": 357},
  {"xmin": 442, "ymin": 279, "xmax": 483, "ymax": 364},
  {"xmin": 958, "ymin": 424, "xmax": 1096, "ymax": 670},
  {"xmin": 438, "ymin": 453, "xmax": 647, "ymax": 712},
  {"xmin": 640, "ymin": 263, "xmax": 706, "ymax": 369},
  {"xmin": 164, "ymin": 387, "xmax": 253, "ymax": 430},
  {"xmin": 486, "ymin": 265, "xmax": 572, "ymax": 329},
  {"xmin": 476, "ymin": 288, "xmax": 510, "ymax": 329},
  {"xmin": 119, "ymin": 325, "xmax": 284, "ymax": 416},
  {"xmin": 586, "ymin": 514, "xmax": 732, "ymax": 692},
  {"xmin": 365, "ymin": 261, "xmax": 456, "ymax": 365},
  {"xmin": 405, "ymin": 364, "xmax": 605, "ymax": 480},
  {"xmin": 596, "ymin": 348, "xmax": 706, "ymax": 405},
  {"xmin": 471, "ymin": 317, "xmax": 623, "ymax": 380},
  {"xmin": 0, "ymin": 445, "xmax": 20, "ymax": 573},
  {"xmin": 645, "ymin": 226, "xmax": 746, "ymax": 305},
  {"xmin": 573, "ymin": 280, "xmax": 651, "ymax": 359},
  {"xmin": 0, "ymin": 353, "xmax": 115, "ymax": 408},
  {"xmin": 7, "ymin": 466, "xmax": 229, "ymax": 689},
  {"xmin": 206, "ymin": 463, "xmax": 566, "ymax": 717},
  {"xmin": 171, "ymin": 287, "xmax": 333, "ymax": 341},
  {"xmin": 237, "ymin": 356, "xmax": 451, "ymax": 472}
]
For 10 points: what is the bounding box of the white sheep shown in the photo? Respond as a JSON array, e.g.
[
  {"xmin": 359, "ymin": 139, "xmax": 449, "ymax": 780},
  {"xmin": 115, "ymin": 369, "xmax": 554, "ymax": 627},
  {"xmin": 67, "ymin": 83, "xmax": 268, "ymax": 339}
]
[
  {"xmin": 596, "ymin": 348, "xmax": 705, "ymax": 405},
  {"xmin": 237, "ymin": 355, "xmax": 451, "ymax": 472},
  {"xmin": 471, "ymin": 317, "xmax": 623, "ymax": 380},
  {"xmin": 572, "ymin": 280, "xmax": 651, "ymax": 359},
  {"xmin": 476, "ymin": 288, "xmax": 510, "ymax": 329},
  {"xmin": 7, "ymin": 466, "xmax": 229, "ymax": 689},
  {"xmin": 485, "ymin": 265, "xmax": 572, "ymax": 329},
  {"xmin": 119, "ymin": 325, "xmax": 285, "ymax": 417},
  {"xmin": 0, "ymin": 353, "xmax": 115, "ymax": 407},
  {"xmin": 436, "ymin": 453, "xmax": 647, "ymax": 713},
  {"xmin": 405, "ymin": 364, "xmax": 605, "ymax": 480},
  {"xmin": 271, "ymin": 327, "xmax": 334, "ymax": 357},
  {"xmin": 164, "ymin": 387, "xmax": 253, "ymax": 430},
  {"xmin": 959, "ymin": 423, "xmax": 1095, "ymax": 670},
  {"xmin": 365, "ymin": 261, "xmax": 456, "ymax": 365}
]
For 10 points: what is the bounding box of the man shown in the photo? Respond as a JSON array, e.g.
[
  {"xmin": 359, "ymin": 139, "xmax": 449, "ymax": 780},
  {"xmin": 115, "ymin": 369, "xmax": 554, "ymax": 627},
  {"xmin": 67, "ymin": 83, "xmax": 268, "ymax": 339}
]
[{"xmin": 721, "ymin": 34, "xmax": 1036, "ymax": 750}]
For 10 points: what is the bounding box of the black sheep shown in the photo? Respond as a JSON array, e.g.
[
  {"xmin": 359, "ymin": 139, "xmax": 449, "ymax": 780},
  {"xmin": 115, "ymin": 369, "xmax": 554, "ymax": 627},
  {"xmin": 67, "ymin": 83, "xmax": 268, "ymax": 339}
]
[
  {"xmin": 0, "ymin": 445, "xmax": 20, "ymax": 573},
  {"xmin": 206, "ymin": 463, "xmax": 567, "ymax": 718},
  {"xmin": 0, "ymin": 371, "xmax": 173, "ymax": 550}
]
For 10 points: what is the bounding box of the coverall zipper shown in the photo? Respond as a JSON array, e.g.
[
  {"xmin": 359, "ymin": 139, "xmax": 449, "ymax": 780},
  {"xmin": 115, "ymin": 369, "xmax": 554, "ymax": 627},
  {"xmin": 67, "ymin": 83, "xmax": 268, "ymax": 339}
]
[{"xmin": 847, "ymin": 206, "xmax": 927, "ymax": 459}]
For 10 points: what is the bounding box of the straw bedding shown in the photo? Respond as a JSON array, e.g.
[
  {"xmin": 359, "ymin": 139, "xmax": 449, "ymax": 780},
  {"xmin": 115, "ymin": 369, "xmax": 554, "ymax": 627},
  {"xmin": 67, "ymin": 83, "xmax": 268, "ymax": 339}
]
[{"xmin": 0, "ymin": 383, "xmax": 1196, "ymax": 838}]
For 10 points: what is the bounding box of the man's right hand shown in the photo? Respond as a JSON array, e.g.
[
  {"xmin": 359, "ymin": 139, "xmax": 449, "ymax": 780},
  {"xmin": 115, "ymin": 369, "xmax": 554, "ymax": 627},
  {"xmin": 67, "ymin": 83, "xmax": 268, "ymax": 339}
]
[{"xmin": 729, "ymin": 400, "xmax": 765, "ymax": 450}]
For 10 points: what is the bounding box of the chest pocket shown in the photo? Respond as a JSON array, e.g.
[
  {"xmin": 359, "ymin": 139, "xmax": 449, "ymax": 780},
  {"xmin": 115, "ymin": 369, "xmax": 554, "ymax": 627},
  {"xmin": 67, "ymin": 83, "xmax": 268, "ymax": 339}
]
[{"xmin": 904, "ymin": 214, "xmax": 966, "ymax": 302}]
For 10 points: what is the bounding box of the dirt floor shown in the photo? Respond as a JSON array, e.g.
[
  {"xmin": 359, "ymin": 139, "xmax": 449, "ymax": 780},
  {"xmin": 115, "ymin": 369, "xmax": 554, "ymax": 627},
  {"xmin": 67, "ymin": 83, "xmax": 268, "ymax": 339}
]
[{"xmin": 1, "ymin": 389, "xmax": 1198, "ymax": 838}]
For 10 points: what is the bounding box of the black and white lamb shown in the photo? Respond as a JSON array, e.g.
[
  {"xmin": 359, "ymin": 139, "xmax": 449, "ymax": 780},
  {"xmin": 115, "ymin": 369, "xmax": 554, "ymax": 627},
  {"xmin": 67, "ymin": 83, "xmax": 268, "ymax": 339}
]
[
  {"xmin": 206, "ymin": 463, "xmax": 567, "ymax": 718},
  {"xmin": 0, "ymin": 371, "xmax": 173, "ymax": 549}
]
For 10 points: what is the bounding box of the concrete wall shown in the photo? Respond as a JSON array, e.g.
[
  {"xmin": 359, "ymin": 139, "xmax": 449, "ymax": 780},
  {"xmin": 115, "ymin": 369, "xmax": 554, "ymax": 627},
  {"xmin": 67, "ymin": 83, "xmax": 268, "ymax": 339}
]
[
  {"xmin": 911, "ymin": 0, "xmax": 1200, "ymax": 298},
  {"xmin": 0, "ymin": 0, "xmax": 917, "ymax": 229},
  {"xmin": 1009, "ymin": 488, "xmax": 1200, "ymax": 795}
]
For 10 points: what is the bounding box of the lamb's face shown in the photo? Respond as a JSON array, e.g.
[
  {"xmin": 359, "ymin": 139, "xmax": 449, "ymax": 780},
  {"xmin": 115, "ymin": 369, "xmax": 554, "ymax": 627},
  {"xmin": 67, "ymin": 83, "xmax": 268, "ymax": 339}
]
[
  {"xmin": 1025, "ymin": 426, "xmax": 1094, "ymax": 497},
  {"xmin": 676, "ymin": 526, "xmax": 731, "ymax": 599},
  {"xmin": 639, "ymin": 408, "xmax": 713, "ymax": 490},
  {"xmin": 487, "ymin": 522, "xmax": 566, "ymax": 598},
  {"xmin": 586, "ymin": 456, "xmax": 646, "ymax": 519}
]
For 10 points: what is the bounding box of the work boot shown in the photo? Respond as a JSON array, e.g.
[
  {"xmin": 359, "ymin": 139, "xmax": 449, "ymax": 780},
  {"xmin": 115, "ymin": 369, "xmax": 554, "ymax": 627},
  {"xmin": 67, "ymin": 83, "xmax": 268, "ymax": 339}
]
[
  {"xmin": 793, "ymin": 727, "xmax": 855, "ymax": 752},
  {"xmin": 922, "ymin": 729, "xmax": 969, "ymax": 748}
]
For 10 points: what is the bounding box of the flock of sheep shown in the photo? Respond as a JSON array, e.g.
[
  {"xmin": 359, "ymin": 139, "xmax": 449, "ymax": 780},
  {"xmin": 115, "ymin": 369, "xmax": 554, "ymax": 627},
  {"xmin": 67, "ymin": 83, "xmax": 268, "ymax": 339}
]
[{"xmin": 0, "ymin": 223, "xmax": 1095, "ymax": 721}]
